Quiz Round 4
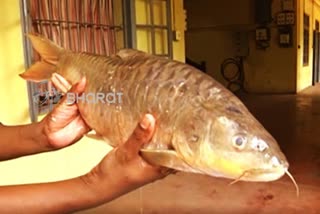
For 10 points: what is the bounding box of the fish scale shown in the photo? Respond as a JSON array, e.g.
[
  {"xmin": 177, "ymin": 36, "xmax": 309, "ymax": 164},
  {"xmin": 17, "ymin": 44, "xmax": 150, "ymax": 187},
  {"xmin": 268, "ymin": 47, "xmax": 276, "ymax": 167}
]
[{"xmin": 20, "ymin": 34, "xmax": 299, "ymax": 196}]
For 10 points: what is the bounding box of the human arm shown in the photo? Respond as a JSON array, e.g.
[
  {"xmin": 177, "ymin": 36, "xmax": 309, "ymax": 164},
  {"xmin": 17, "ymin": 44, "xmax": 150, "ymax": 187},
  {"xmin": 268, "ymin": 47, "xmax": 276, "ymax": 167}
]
[
  {"xmin": 0, "ymin": 114, "xmax": 169, "ymax": 214},
  {"xmin": 0, "ymin": 77, "xmax": 90, "ymax": 161}
]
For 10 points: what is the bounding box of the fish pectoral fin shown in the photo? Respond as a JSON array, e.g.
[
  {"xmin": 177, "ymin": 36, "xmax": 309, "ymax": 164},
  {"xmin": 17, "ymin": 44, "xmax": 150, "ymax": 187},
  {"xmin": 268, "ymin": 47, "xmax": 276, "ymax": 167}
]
[
  {"xmin": 140, "ymin": 149, "xmax": 192, "ymax": 172},
  {"xmin": 19, "ymin": 61, "xmax": 56, "ymax": 82}
]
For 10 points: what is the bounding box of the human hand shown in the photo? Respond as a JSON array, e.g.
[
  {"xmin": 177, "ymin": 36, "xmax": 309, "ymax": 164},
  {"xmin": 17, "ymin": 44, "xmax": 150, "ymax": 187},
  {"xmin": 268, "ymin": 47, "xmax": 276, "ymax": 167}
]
[
  {"xmin": 41, "ymin": 74, "xmax": 91, "ymax": 149},
  {"xmin": 82, "ymin": 114, "xmax": 173, "ymax": 202}
]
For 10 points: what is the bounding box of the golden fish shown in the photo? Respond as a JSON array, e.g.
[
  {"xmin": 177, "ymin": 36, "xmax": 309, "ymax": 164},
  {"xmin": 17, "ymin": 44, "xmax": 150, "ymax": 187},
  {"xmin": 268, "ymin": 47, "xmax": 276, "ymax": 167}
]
[{"xmin": 20, "ymin": 34, "xmax": 299, "ymax": 195}]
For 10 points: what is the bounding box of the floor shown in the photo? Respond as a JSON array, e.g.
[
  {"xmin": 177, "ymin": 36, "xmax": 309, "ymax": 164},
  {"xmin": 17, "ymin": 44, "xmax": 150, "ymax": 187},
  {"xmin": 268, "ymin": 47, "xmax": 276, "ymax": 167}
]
[{"xmin": 77, "ymin": 84, "xmax": 320, "ymax": 214}]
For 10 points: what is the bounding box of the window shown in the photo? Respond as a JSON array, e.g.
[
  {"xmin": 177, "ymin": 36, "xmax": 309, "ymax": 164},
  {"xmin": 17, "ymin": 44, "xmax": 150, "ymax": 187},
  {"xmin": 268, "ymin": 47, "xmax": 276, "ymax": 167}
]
[
  {"xmin": 303, "ymin": 13, "xmax": 310, "ymax": 66},
  {"xmin": 131, "ymin": 0, "xmax": 173, "ymax": 58}
]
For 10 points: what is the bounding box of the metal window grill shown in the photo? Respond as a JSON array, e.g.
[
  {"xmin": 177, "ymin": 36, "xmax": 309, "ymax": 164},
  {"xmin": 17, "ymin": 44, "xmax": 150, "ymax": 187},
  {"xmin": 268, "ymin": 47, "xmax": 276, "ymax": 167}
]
[{"xmin": 20, "ymin": 0, "xmax": 123, "ymax": 122}]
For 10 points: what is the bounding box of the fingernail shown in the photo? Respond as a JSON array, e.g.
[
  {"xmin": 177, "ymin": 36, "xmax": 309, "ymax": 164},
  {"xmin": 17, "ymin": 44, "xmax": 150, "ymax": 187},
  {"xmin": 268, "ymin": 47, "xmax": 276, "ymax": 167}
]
[
  {"xmin": 50, "ymin": 116, "xmax": 57, "ymax": 122},
  {"xmin": 139, "ymin": 114, "xmax": 152, "ymax": 130},
  {"xmin": 51, "ymin": 73, "xmax": 57, "ymax": 80}
]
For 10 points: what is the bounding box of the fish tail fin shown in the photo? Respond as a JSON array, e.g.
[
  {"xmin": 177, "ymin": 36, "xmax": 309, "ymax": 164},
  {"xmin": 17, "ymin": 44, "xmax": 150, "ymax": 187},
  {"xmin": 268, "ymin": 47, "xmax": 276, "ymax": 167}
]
[
  {"xmin": 20, "ymin": 33, "xmax": 64, "ymax": 82},
  {"xmin": 27, "ymin": 33, "xmax": 63, "ymax": 65},
  {"xmin": 19, "ymin": 61, "xmax": 56, "ymax": 82}
]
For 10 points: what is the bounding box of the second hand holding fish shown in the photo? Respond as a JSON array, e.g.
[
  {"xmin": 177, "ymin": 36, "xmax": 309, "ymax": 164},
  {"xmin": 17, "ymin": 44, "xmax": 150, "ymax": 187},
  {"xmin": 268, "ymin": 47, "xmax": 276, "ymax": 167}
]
[
  {"xmin": 49, "ymin": 74, "xmax": 171, "ymax": 204},
  {"xmin": 82, "ymin": 113, "xmax": 171, "ymax": 205}
]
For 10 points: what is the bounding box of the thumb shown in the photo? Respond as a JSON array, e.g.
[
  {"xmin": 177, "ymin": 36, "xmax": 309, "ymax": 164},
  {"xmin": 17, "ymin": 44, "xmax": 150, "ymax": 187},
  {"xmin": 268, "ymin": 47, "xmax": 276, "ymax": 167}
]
[
  {"xmin": 62, "ymin": 77, "xmax": 86, "ymax": 106},
  {"xmin": 72, "ymin": 77, "xmax": 86, "ymax": 94},
  {"xmin": 123, "ymin": 114, "xmax": 155, "ymax": 156},
  {"xmin": 46, "ymin": 77, "xmax": 86, "ymax": 129}
]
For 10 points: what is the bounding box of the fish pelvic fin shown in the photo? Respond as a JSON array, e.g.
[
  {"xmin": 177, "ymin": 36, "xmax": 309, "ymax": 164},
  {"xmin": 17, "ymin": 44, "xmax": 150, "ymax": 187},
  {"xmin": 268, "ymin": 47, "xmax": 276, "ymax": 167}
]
[
  {"xmin": 140, "ymin": 149, "xmax": 197, "ymax": 173},
  {"xmin": 20, "ymin": 34, "xmax": 64, "ymax": 82}
]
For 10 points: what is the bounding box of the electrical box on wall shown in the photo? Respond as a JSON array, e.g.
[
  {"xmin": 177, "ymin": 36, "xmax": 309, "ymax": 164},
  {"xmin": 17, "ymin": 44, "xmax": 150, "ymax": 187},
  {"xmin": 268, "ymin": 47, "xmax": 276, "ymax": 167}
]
[
  {"xmin": 255, "ymin": 27, "xmax": 270, "ymax": 49},
  {"xmin": 173, "ymin": 30, "xmax": 182, "ymax": 41},
  {"xmin": 277, "ymin": 12, "xmax": 295, "ymax": 25},
  {"xmin": 278, "ymin": 27, "xmax": 293, "ymax": 47},
  {"xmin": 256, "ymin": 27, "xmax": 270, "ymax": 41}
]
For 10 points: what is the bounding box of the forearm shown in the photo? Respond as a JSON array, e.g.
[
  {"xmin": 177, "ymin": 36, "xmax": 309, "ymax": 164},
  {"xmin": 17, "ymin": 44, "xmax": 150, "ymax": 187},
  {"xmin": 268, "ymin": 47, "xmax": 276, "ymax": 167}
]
[
  {"xmin": 0, "ymin": 171, "xmax": 142, "ymax": 214},
  {"xmin": 0, "ymin": 121, "xmax": 51, "ymax": 161},
  {"xmin": 0, "ymin": 177, "xmax": 97, "ymax": 213}
]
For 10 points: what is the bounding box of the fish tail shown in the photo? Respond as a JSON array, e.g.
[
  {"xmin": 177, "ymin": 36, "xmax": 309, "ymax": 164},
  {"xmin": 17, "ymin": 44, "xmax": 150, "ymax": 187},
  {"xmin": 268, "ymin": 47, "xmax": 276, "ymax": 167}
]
[{"xmin": 19, "ymin": 33, "xmax": 64, "ymax": 82}]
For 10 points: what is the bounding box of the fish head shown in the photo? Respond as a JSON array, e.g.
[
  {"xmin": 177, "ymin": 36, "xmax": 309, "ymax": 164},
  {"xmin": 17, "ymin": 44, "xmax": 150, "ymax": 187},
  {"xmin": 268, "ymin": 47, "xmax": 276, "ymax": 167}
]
[{"xmin": 172, "ymin": 102, "xmax": 289, "ymax": 182}]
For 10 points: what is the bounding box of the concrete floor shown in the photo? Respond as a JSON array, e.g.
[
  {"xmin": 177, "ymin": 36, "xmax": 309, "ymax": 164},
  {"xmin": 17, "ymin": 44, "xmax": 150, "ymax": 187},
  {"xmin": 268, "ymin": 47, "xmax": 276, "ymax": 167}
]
[{"xmin": 77, "ymin": 85, "xmax": 320, "ymax": 214}]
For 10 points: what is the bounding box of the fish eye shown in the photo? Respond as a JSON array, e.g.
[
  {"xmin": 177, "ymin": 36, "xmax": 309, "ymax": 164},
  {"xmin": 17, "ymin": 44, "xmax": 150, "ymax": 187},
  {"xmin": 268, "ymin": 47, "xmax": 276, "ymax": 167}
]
[{"xmin": 232, "ymin": 135, "xmax": 247, "ymax": 149}]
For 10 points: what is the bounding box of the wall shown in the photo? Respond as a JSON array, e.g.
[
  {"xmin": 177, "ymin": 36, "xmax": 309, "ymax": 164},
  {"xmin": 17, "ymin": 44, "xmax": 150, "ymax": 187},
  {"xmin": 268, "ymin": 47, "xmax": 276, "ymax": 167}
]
[
  {"xmin": 185, "ymin": 0, "xmax": 297, "ymax": 93},
  {"xmin": 296, "ymin": 0, "xmax": 320, "ymax": 92},
  {"xmin": 185, "ymin": 0, "xmax": 252, "ymax": 85}
]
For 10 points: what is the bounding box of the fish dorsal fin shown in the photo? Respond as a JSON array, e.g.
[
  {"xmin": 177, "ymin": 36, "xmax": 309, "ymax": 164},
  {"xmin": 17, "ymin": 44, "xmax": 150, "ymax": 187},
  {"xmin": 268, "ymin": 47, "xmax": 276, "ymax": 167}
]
[
  {"xmin": 116, "ymin": 49, "xmax": 152, "ymax": 59},
  {"xmin": 27, "ymin": 34, "xmax": 63, "ymax": 65},
  {"xmin": 19, "ymin": 61, "xmax": 56, "ymax": 82},
  {"xmin": 140, "ymin": 149, "xmax": 196, "ymax": 172}
]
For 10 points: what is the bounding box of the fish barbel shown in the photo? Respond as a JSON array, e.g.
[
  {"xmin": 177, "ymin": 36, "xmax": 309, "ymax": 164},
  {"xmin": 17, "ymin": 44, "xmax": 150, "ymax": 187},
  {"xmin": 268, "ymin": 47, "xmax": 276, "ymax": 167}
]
[{"xmin": 20, "ymin": 34, "xmax": 298, "ymax": 194}]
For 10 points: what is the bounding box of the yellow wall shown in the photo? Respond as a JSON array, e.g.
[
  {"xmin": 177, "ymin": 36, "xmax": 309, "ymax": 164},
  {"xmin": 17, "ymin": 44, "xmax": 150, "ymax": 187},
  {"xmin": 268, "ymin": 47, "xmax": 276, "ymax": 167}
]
[
  {"xmin": 0, "ymin": 0, "xmax": 110, "ymax": 185},
  {"xmin": 296, "ymin": 0, "xmax": 320, "ymax": 92},
  {"xmin": 0, "ymin": 0, "xmax": 29, "ymax": 124},
  {"xmin": 185, "ymin": 0, "xmax": 297, "ymax": 93}
]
